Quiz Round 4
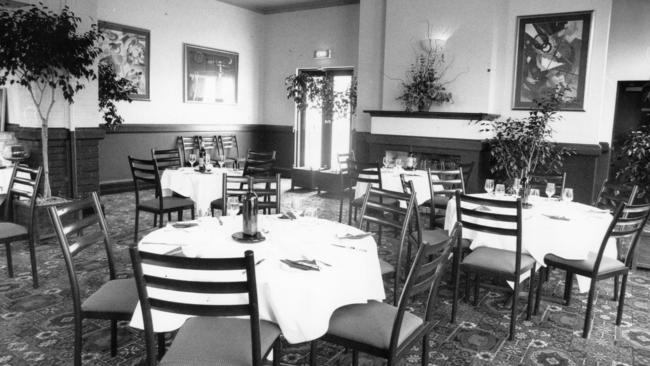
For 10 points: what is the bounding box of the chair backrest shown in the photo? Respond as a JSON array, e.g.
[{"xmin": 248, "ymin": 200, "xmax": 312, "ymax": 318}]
[
  {"xmin": 221, "ymin": 174, "xmax": 250, "ymax": 216},
  {"xmin": 151, "ymin": 147, "xmax": 182, "ymax": 171},
  {"xmin": 48, "ymin": 192, "xmax": 116, "ymax": 318},
  {"xmin": 459, "ymin": 161, "xmax": 475, "ymax": 189},
  {"xmin": 129, "ymin": 248, "xmax": 265, "ymax": 366},
  {"xmin": 528, "ymin": 172, "xmax": 566, "ymax": 197},
  {"xmin": 398, "ymin": 176, "xmax": 423, "ymax": 242},
  {"xmin": 176, "ymin": 136, "xmax": 196, "ymax": 166},
  {"xmin": 388, "ymin": 222, "xmax": 460, "ymax": 354},
  {"xmin": 251, "ymin": 174, "xmax": 282, "ymax": 214},
  {"xmin": 594, "ymin": 180, "xmax": 638, "ymax": 211},
  {"xmin": 349, "ymin": 160, "xmax": 382, "ymax": 189},
  {"xmin": 128, "ymin": 156, "xmax": 163, "ymax": 208},
  {"xmin": 337, "ymin": 151, "xmax": 355, "ymax": 173},
  {"xmin": 359, "ymin": 186, "xmax": 417, "ymax": 301},
  {"xmin": 455, "ymin": 192, "xmax": 523, "ymax": 277},
  {"xmin": 427, "ymin": 167, "xmax": 465, "ymax": 221},
  {"xmin": 3, "ymin": 165, "xmax": 42, "ymax": 225},
  {"xmin": 594, "ymin": 203, "xmax": 650, "ymax": 272},
  {"xmin": 195, "ymin": 136, "xmax": 217, "ymax": 159},
  {"xmin": 218, "ymin": 135, "xmax": 240, "ymax": 160},
  {"xmin": 243, "ymin": 150, "xmax": 276, "ymax": 177}
]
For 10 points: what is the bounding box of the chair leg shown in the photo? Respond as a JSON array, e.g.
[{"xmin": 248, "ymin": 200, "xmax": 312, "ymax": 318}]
[
  {"xmin": 110, "ymin": 320, "xmax": 117, "ymax": 357},
  {"xmin": 613, "ymin": 275, "xmax": 619, "ymax": 301},
  {"xmin": 339, "ymin": 197, "xmax": 344, "ymax": 223},
  {"xmin": 534, "ymin": 267, "xmax": 544, "ymax": 315},
  {"xmin": 583, "ymin": 280, "xmax": 597, "ymax": 338},
  {"xmin": 509, "ymin": 276, "xmax": 520, "ymax": 341},
  {"xmin": 310, "ymin": 340, "xmax": 317, "ymax": 366},
  {"xmin": 157, "ymin": 333, "xmax": 166, "ymax": 359},
  {"xmin": 564, "ymin": 271, "xmax": 574, "ymax": 306},
  {"xmin": 5, "ymin": 241, "xmax": 13, "ymax": 278},
  {"xmin": 28, "ymin": 237, "xmax": 38, "ymax": 288},
  {"xmin": 178, "ymin": 210, "xmax": 182, "ymax": 221},
  {"xmin": 526, "ymin": 266, "xmax": 535, "ymax": 320},
  {"xmin": 74, "ymin": 316, "xmax": 83, "ymax": 366},
  {"xmin": 167, "ymin": 212, "xmax": 172, "ymax": 222},
  {"xmin": 272, "ymin": 338, "xmax": 281, "ymax": 366},
  {"xmin": 134, "ymin": 211, "xmax": 140, "ymax": 244},
  {"xmin": 616, "ymin": 274, "xmax": 628, "ymax": 326},
  {"xmin": 191, "ymin": 208, "xmax": 195, "ymax": 220},
  {"xmin": 158, "ymin": 214, "xmax": 164, "ymax": 228},
  {"xmin": 473, "ymin": 274, "xmax": 479, "ymax": 306},
  {"xmin": 464, "ymin": 272, "xmax": 471, "ymax": 304},
  {"xmin": 421, "ymin": 333, "xmax": 430, "ymax": 366},
  {"xmin": 451, "ymin": 259, "xmax": 460, "ymax": 323},
  {"xmin": 352, "ymin": 350, "xmax": 359, "ymax": 366}
]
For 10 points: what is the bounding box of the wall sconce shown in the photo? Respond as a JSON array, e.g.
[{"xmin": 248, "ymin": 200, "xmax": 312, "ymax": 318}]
[
  {"xmin": 419, "ymin": 38, "xmax": 446, "ymax": 52},
  {"xmin": 313, "ymin": 49, "xmax": 332, "ymax": 59}
]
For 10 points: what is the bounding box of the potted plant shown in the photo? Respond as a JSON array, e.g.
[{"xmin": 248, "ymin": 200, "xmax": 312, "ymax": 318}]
[
  {"xmin": 0, "ymin": 3, "xmax": 101, "ymax": 199},
  {"xmin": 285, "ymin": 73, "xmax": 322, "ymax": 111},
  {"xmin": 479, "ymin": 87, "xmax": 573, "ymax": 197},
  {"xmin": 615, "ymin": 126, "xmax": 650, "ymax": 202},
  {"xmin": 98, "ymin": 63, "xmax": 138, "ymax": 131},
  {"xmin": 396, "ymin": 46, "xmax": 453, "ymax": 112},
  {"xmin": 284, "ymin": 73, "xmax": 356, "ymax": 119}
]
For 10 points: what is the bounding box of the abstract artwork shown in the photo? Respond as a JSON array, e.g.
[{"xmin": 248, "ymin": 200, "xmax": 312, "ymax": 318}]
[
  {"xmin": 184, "ymin": 44, "xmax": 238, "ymax": 104},
  {"xmin": 98, "ymin": 21, "xmax": 150, "ymax": 100},
  {"xmin": 513, "ymin": 11, "xmax": 592, "ymax": 110}
]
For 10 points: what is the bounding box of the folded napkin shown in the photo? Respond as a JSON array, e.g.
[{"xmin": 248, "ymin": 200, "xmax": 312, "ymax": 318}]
[
  {"xmin": 279, "ymin": 211, "xmax": 297, "ymax": 220},
  {"xmin": 336, "ymin": 232, "xmax": 372, "ymax": 240},
  {"xmin": 543, "ymin": 214, "xmax": 571, "ymax": 221},
  {"xmin": 280, "ymin": 259, "xmax": 320, "ymax": 271},
  {"xmin": 172, "ymin": 222, "xmax": 198, "ymax": 229}
]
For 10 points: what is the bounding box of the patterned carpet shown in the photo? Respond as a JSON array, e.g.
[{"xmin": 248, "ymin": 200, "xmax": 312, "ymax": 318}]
[{"xmin": 1, "ymin": 180, "xmax": 649, "ymax": 365}]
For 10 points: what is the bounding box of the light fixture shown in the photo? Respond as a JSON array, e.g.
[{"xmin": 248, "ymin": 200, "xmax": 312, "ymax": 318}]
[
  {"xmin": 419, "ymin": 38, "xmax": 446, "ymax": 52},
  {"xmin": 313, "ymin": 49, "xmax": 332, "ymax": 59}
]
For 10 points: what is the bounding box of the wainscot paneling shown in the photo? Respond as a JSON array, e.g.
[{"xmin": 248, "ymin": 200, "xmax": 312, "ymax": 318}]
[{"xmin": 99, "ymin": 124, "xmax": 294, "ymax": 194}]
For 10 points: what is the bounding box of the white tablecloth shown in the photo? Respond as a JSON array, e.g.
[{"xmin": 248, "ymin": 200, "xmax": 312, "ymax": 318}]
[
  {"xmin": 132, "ymin": 215, "xmax": 385, "ymax": 344},
  {"xmin": 0, "ymin": 166, "xmax": 13, "ymax": 192},
  {"xmin": 444, "ymin": 193, "xmax": 616, "ymax": 292},
  {"xmin": 355, "ymin": 168, "xmax": 437, "ymax": 205},
  {"xmin": 160, "ymin": 167, "xmax": 241, "ymax": 215}
]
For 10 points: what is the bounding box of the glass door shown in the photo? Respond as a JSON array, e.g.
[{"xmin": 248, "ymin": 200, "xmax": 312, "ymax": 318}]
[{"xmin": 295, "ymin": 68, "xmax": 353, "ymax": 170}]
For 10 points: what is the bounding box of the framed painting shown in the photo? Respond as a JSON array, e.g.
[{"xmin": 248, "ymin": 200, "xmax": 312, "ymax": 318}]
[
  {"xmin": 183, "ymin": 44, "xmax": 238, "ymax": 104},
  {"xmin": 98, "ymin": 21, "xmax": 150, "ymax": 100},
  {"xmin": 512, "ymin": 11, "xmax": 592, "ymax": 110}
]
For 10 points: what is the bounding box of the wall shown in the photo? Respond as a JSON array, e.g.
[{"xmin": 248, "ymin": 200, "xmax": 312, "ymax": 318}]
[
  {"xmin": 97, "ymin": 0, "xmax": 264, "ymax": 125},
  {"xmin": 261, "ymin": 4, "xmax": 360, "ymax": 126},
  {"xmin": 601, "ymin": 0, "xmax": 650, "ymax": 142}
]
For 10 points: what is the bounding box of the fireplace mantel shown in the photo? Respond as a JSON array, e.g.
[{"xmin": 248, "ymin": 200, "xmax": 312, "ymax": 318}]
[{"xmin": 364, "ymin": 110, "xmax": 499, "ymax": 121}]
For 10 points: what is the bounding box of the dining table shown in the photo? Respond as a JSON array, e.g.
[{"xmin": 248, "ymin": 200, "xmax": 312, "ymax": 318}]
[
  {"xmin": 160, "ymin": 166, "xmax": 243, "ymax": 215},
  {"xmin": 444, "ymin": 193, "xmax": 616, "ymax": 292},
  {"xmin": 132, "ymin": 214, "xmax": 385, "ymax": 344},
  {"xmin": 0, "ymin": 165, "xmax": 14, "ymax": 205}
]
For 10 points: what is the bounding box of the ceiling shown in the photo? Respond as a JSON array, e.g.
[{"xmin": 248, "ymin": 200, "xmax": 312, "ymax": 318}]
[{"xmin": 218, "ymin": 0, "xmax": 359, "ymax": 14}]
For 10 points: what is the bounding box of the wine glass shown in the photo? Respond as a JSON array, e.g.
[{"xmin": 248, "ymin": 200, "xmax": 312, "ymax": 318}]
[
  {"xmin": 545, "ymin": 183, "xmax": 556, "ymax": 200},
  {"xmin": 562, "ymin": 188, "xmax": 574, "ymax": 202},
  {"xmin": 227, "ymin": 197, "xmax": 240, "ymax": 216},
  {"xmin": 216, "ymin": 154, "xmax": 225, "ymax": 168},
  {"xmin": 382, "ymin": 156, "xmax": 390, "ymax": 169},
  {"xmin": 512, "ymin": 178, "xmax": 521, "ymax": 196},
  {"xmin": 495, "ymin": 184, "xmax": 505, "ymax": 196},
  {"xmin": 204, "ymin": 154, "xmax": 211, "ymax": 166},
  {"xmin": 484, "ymin": 179, "xmax": 495, "ymax": 195},
  {"xmin": 188, "ymin": 153, "xmax": 197, "ymax": 167},
  {"xmin": 530, "ymin": 188, "xmax": 540, "ymax": 199},
  {"xmin": 395, "ymin": 158, "xmax": 402, "ymax": 170}
]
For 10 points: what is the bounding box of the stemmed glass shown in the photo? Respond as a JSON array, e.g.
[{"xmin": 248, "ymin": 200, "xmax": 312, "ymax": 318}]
[
  {"xmin": 204, "ymin": 154, "xmax": 211, "ymax": 167},
  {"xmin": 484, "ymin": 179, "xmax": 495, "ymax": 195},
  {"xmin": 512, "ymin": 178, "xmax": 521, "ymax": 197},
  {"xmin": 216, "ymin": 154, "xmax": 225, "ymax": 168},
  {"xmin": 395, "ymin": 158, "xmax": 402, "ymax": 170},
  {"xmin": 562, "ymin": 188, "xmax": 574, "ymax": 202},
  {"xmin": 188, "ymin": 153, "xmax": 197, "ymax": 167},
  {"xmin": 545, "ymin": 183, "xmax": 556, "ymax": 200},
  {"xmin": 382, "ymin": 156, "xmax": 390, "ymax": 169},
  {"xmin": 227, "ymin": 197, "xmax": 240, "ymax": 216}
]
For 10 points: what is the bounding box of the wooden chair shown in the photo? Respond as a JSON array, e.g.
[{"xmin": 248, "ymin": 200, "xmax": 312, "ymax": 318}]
[
  {"xmin": 211, "ymin": 175, "xmax": 249, "ymax": 217},
  {"xmin": 194, "ymin": 135, "xmax": 218, "ymax": 159},
  {"xmin": 347, "ymin": 160, "xmax": 383, "ymax": 225},
  {"xmin": 459, "ymin": 161, "xmax": 475, "ymax": 190},
  {"xmin": 537, "ymin": 202, "xmax": 650, "ymax": 338},
  {"xmin": 528, "ymin": 172, "xmax": 566, "ymax": 198},
  {"xmin": 251, "ymin": 174, "xmax": 282, "ymax": 214},
  {"xmin": 129, "ymin": 248, "xmax": 281, "ymax": 366},
  {"xmin": 243, "ymin": 150, "xmax": 276, "ymax": 177},
  {"xmin": 452, "ymin": 191, "xmax": 536, "ymax": 341},
  {"xmin": 1, "ymin": 165, "xmax": 42, "ymax": 288},
  {"xmin": 151, "ymin": 147, "xmax": 182, "ymax": 171},
  {"xmin": 310, "ymin": 223, "xmax": 461, "ymax": 366},
  {"xmin": 128, "ymin": 156, "xmax": 195, "ymax": 243},
  {"xmin": 176, "ymin": 136, "xmax": 196, "ymax": 166},
  {"xmin": 424, "ymin": 167, "xmax": 465, "ymax": 229},
  {"xmin": 358, "ymin": 186, "xmax": 416, "ymax": 305},
  {"xmin": 48, "ymin": 192, "xmax": 138, "ymax": 366},
  {"xmin": 217, "ymin": 134, "xmax": 244, "ymax": 168},
  {"xmin": 593, "ymin": 180, "xmax": 638, "ymax": 211},
  {"xmin": 336, "ymin": 151, "xmax": 355, "ymax": 223}
]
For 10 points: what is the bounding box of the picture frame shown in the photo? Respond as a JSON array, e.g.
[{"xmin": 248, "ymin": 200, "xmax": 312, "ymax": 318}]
[
  {"xmin": 512, "ymin": 11, "xmax": 592, "ymax": 111},
  {"xmin": 183, "ymin": 44, "xmax": 238, "ymax": 104},
  {"xmin": 98, "ymin": 21, "xmax": 150, "ymax": 100}
]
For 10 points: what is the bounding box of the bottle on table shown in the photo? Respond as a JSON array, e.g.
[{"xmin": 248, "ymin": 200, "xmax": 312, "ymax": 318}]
[
  {"xmin": 198, "ymin": 137, "xmax": 206, "ymax": 172},
  {"xmin": 406, "ymin": 151, "xmax": 416, "ymax": 170},
  {"xmin": 242, "ymin": 177, "xmax": 258, "ymax": 237}
]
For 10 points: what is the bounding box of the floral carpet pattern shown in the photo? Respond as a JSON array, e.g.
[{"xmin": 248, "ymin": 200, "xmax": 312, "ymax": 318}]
[{"xmin": 0, "ymin": 181, "xmax": 649, "ymax": 365}]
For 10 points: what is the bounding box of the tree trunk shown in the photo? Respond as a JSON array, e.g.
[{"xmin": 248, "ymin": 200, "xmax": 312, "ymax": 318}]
[{"xmin": 40, "ymin": 119, "xmax": 51, "ymax": 198}]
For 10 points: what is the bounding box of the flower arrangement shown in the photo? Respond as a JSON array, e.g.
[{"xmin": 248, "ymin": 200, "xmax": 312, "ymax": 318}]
[{"xmin": 396, "ymin": 47, "xmax": 452, "ymax": 112}]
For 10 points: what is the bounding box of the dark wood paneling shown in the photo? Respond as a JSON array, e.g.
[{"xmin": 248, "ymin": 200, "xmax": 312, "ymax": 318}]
[
  {"xmin": 99, "ymin": 124, "xmax": 294, "ymax": 192},
  {"xmin": 365, "ymin": 110, "xmax": 500, "ymax": 121}
]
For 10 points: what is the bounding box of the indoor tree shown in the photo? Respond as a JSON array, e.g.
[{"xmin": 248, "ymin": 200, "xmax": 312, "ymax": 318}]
[
  {"xmin": 0, "ymin": 3, "xmax": 101, "ymax": 198},
  {"xmin": 98, "ymin": 63, "xmax": 137, "ymax": 131}
]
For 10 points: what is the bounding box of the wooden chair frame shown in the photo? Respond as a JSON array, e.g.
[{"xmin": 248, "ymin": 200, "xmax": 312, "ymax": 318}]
[
  {"xmin": 217, "ymin": 134, "xmax": 242, "ymax": 168},
  {"xmin": 347, "ymin": 160, "xmax": 383, "ymax": 225},
  {"xmin": 151, "ymin": 147, "xmax": 182, "ymax": 171},
  {"xmin": 426, "ymin": 167, "xmax": 465, "ymax": 229},
  {"xmin": 528, "ymin": 172, "xmax": 566, "ymax": 198}
]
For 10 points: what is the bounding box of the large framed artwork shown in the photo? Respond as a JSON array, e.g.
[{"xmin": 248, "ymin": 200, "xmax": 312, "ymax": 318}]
[
  {"xmin": 98, "ymin": 21, "xmax": 150, "ymax": 100},
  {"xmin": 184, "ymin": 44, "xmax": 238, "ymax": 104},
  {"xmin": 513, "ymin": 11, "xmax": 592, "ymax": 110}
]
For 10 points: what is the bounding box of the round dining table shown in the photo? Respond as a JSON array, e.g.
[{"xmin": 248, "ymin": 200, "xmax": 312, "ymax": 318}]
[
  {"xmin": 160, "ymin": 166, "xmax": 242, "ymax": 215},
  {"xmin": 132, "ymin": 214, "xmax": 385, "ymax": 344},
  {"xmin": 444, "ymin": 193, "xmax": 616, "ymax": 292}
]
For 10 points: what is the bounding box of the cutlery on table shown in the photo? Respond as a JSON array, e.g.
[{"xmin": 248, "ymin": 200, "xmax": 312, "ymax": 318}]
[
  {"xmin": 543, "ymin": 214, "xmax": 571, "ymax": 221},
  {"xmin": 336, "ymin": 232, "xmax": 372, "ymax": 240},
  {"xmin": 330, "ymin": 243, "xmax": 368, "ymax": 252},
  {"xmin": 163, "ymin": 246, "xmax": 184, "ymax": 256},
  {"xmin": 280, "ymin": 259, "xmax": 320, "ymax": 271},
  {"xmin": 216, "ymin": 216, "xmax": 223, "ymax": 226}
]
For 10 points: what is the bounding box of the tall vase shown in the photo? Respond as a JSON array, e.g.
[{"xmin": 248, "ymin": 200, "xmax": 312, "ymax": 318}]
[
  {"xmin": 418, "ymin": 99, "xmax": 433, "ymax": 112},
  {"xmin": 521, "ymin": 177, "xmax": 532, "ymax": 208}
]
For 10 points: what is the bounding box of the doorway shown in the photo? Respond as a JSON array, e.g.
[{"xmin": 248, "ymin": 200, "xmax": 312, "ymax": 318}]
[{"xmin": 295, "ymin": 68, "xmax": 353, "ymax": 171}]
